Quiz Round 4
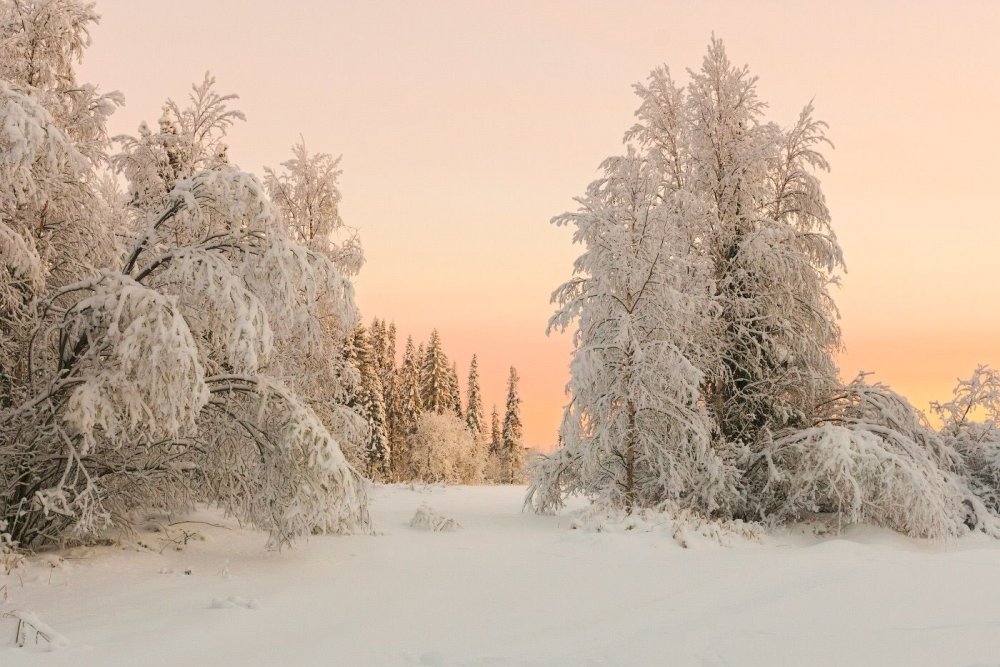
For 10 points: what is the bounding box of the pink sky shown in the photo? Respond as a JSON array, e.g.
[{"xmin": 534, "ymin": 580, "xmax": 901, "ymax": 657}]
[{"xmin": 81, "ymin": 1, "xmax": 999, "ymax": 447}]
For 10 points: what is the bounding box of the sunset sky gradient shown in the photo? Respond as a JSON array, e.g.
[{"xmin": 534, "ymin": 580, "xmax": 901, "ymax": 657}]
[{"xmin": 81, "ymin": 0, "xmax": 999, "ymax": 447}]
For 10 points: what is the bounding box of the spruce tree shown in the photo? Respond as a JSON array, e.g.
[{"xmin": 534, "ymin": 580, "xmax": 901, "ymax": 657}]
[
  {"xmin": 368, "ymin": 321, "xmax": 392, "ymax": 423},
  {"xmin": 420, "ymin": 329, "xmax": 451, "ymax": 414},
  {"xmin": 490, "ymin": 405, "xmax": 501, "ymax": 455},
  {"xmin": 392, "ymin": 335, "xmax": 423, "ymax": 479},
  {"xmin": 379, "ymin": 320, "xmax": 398, "ymax": 446},
  {"xmin": 351, "ymin": 326, "xmax": 390, "ymax": 479},
  {"xmin": 502, "ymin": 367, "xmax": 524, "ymax": 483},
  {"xmin": 465, "ymin": 355, "xmax": 485, "ymax": 439},
  {"xmin": 448, "ymin": 361, "xmax": 463, "ymax": 419}
]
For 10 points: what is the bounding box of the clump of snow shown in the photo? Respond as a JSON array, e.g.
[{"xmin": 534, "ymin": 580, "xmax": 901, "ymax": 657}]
[
  {"xmin": 409, "ymin": 503, "xmax": 461, "ymax": 532},
  {"xmin": 209, "ymin": 596, "xmax": 259, "ymax": 610}
]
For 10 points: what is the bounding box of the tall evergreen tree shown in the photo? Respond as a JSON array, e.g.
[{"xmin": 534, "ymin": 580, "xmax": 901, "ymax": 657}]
[
  {"xmin": 490, "ymin": 405, "xmax": 501, "ymax": 455},
  {"xmin": 448, "ymin": 361, "xmax": 463, "ymax": 419},
  {"xmin": 502, "ymin": 367, "xmax": 524, "ymax": 483},
  {"xmin": 420, "ymin": 329, "xmax": 451, "ymax": 414},
  {"xmin": 370, "ymin": 318, "xmax": 385, "ymax": 361},
  {"xmin": 392, "ymin": 335, "xmax": 423, "ymax": 479},
  {"xmin": 376, "ymin": 319, "xmax": 398, "ymax": 446},
  {"xmin": 368, "ymin": 321, "xmax": 390, "ymax": 415},
  {"xmin": 351, "ymin": 326, "xmax": 390, "ymax": 479},
  {"xmin": 465, "ymin": 355, "xmax": 485, "ymax": 439},
  {"xmin": 383, "ymin": 321, "xmax": 398, "ymax": 381}
]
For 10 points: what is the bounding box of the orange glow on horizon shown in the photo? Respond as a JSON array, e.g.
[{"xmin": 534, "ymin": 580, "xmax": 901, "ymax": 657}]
[{"xmin": 79, "ymin": 0, "xmax": 998, "ymax": 448}]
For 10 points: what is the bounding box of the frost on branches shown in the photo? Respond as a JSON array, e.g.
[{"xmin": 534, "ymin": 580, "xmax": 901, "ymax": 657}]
[
  {"xmin": 0, "ymin": 1, "xmax": 368, "ymax": 549},
  {"xmin": 407, "ymin": 412, "xmax": 484, "ymax": 485},
  {"xmin": 933, "ymin": 366, "xmax": 1000, "ymax": 520},
  {"xmin": 530, "ymin": 37, "xmax": 1000, "ymax": 540}
]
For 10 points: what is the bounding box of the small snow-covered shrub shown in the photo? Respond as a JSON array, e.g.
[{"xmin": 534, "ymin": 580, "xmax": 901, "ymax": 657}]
[
  {"xmin": 750, "ymin": 377, "xmax": 969, "ymax": 539},
  {"xmin": 0, "ymin": 519, "xmax": 22, "ymax": 574},
  {"xmin": 406, "ymin": 412, "xmax": 483, "ymax": 484},
  {"xmin": 409, "ymin": 503, "xmax": 461, "ymax": 532}
]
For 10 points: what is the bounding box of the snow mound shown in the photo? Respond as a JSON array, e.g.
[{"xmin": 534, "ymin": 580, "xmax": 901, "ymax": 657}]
[
  {"xmin": 209, "ymin": 596, "xmax": 260, "ymax": 610},
  {"xmin": 409, "ymin": 503, "xmax": 461, "ymax": 532},
  {"xmin": 570, "ymin": 505, "xmax": 761, "ymax": 547}
]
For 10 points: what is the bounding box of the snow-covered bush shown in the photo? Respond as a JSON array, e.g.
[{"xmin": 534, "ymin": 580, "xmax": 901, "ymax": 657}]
[
  {"xmin": 409, "ymin": 503, "xmax": 461, "ymax": 532},
  {"xmin": 407, "ymin": 412, "xmax": 483, "ymax": 484},
  {"xmin": 748, "ymin": 376, "xmax": 971, "ymax": 538},
  {"xmin": 0, "ymin": 518, "xmax": 20, "ymax": 572},
  {"xmin": 525, "ymin": 447, "xmax": 582, "ymax": 514}
]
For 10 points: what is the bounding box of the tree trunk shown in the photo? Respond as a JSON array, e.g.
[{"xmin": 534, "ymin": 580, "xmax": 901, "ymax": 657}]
[{"xmin": 624, "ymin": 397, "xmax": 637, "ymax": 513}]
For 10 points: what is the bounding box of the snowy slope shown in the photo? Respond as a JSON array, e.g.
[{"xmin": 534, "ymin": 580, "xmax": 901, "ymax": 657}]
[{"xmin": 3, "ymin": 485, "xmax": 1000, "ymax": 666}]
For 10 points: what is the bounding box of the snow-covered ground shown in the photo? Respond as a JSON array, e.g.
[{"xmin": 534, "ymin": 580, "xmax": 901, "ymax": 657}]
[{"xmin": 3, "ymin": 485, "xmax": 1000, "ymax": 666}]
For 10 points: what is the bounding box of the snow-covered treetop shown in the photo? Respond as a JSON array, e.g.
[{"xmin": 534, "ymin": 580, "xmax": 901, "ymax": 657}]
[
  {"xmin": 264, "ymin": 141, "xmax": 363, "ymax": 276},
  {"xmin": 113, "ymin": 74, "xmax": 244, "ymax": 214}
]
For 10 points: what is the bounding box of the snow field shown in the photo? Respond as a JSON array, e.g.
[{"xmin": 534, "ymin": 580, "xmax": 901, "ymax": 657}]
[{"xmin": 3, "ymin": 484, "xmax": 1000, "ymax": 666}]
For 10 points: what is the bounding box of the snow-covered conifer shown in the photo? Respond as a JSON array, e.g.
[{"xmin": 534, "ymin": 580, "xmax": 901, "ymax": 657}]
[
  {"xmin": 391, "ymin": 335, "xmax": 423, "ymax": 479},
  {"xmin": 420, "ymin": 329, "xmax": 451, "ymax": 414},
  {"xmin": 502, "ymin": 367, "xmax": 524, "ymax": 484},
  {"xmin": 447, "ymin": 361, "xmax": 463, "ymax": 419},
  {"xmin": 465, "ymin": 355, "xmax": 485, "ymax": 439},
  {"xmin": 483, "ymin": 404, "xmax": 505, "ymax": 482},
  {"xmin": 490, "ymin": 405, "xmax": 501, "ymax": 454},
  {"xmin": 350, "ymin": 326, "xmax": 390, "ymax": 479}
]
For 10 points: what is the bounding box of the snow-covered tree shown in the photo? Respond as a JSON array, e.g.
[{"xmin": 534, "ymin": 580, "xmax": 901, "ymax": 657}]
[
  {"xmin": 420, "ymin": 329, "xmax": 451, "ymax": 414},
  {"xmin": 490, "ymin": 405, "xmax": 501, "ymax": 454},
  {"xmin": 0, "ymin": 20, "xmax": 369, "ymax": 547},
  {"xmin": 112, "ymin": 72, "xmax": 242, "ymax": 216},
  {"xmin": 407, "ymin": 412, "xmax": 483, "ymax": 484},
  {"xmin": 465, "ymin": 355, "xmax": 484, "ymax": 439},
  {"xmin": 529, "ymin": 37, "xmax": 997, "ymax": 538},
  {"xmin": 368, "ymin": 319, "xmax": 396, "ymax": 445},
  {"xmin": 380, "ymin": 320, "xmax": 398, "ymax": 432},
  {"xmin": 483, "ymin": 404, "xmax": 504, "ymax": 482},
  {"xmin": 391, "ymin": 335, "xmax": 423, "ymax": 479},
  {"xmin": 349, "ymin": 325, "xmax": 390, "ymax": 479},
  {"xmin": 528, "ymin": 150, "xmax": 734, "ymax": 512},
  {"xmin": 447, "ymin": 361, "xmax": 462, "ymax": 419},
  {"xmin": 0, "ymin": 0, "xmax": 122, "ymax": 383},
  {"xmin": 502, "ymin": 367, "xmax": 524, "ymax": 484}
]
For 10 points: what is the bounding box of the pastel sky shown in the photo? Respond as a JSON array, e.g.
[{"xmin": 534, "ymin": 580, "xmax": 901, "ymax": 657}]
[{"xmin": 81, "ymin": 1, "xmax": 999, "ymax": 447}]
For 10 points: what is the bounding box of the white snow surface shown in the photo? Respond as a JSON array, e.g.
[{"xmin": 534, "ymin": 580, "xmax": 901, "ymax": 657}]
[{"xmin": 3, "ymin": 484, "xmax": 1000, "ymax": 666}]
